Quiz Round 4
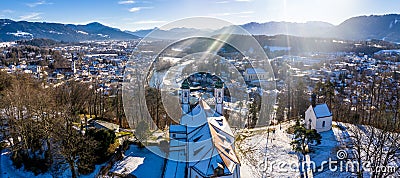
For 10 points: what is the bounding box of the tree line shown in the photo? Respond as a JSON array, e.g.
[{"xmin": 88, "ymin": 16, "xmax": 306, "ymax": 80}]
[
  {"xmin": 0, "ymin": 72, "xmax": 122, "ymax": 177},
  {"xmin": 312, "ymin": 70, "xmax": 400, "ymax": 177}
]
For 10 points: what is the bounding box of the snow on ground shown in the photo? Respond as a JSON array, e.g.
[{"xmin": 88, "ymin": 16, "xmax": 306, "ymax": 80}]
[
  {"xmin": 48, "ymin": 31, "xmax": 63, "ymax": 35},
  {"xmin": 76, "ymin": 30, "xmax": 88, "ymax": 35},
  {"xmin": 110, "ymin": 145, "xmax": 165, "ymax": 177},
  {"xmin": 1, "ymin": 150, "xmax": 53, "ymax": 178},
  {"xmin": 309, "ymin": 130, "xmax": 337, "ymax": 169},
  {"xmin": 311, "ymin": 121, "xmax": 400, "ymax": 178},
  {"xmin": 110, "ymin": 156, "xmax": 144, "ymax": 175},
  {"xmin": 1, "ymin": 149, "xmax": 104, "ymax": 178},
  {"xmin": 97, "ymin": 34, "xmax": 109, "ymax": 38},
  {"xmin": 6, "ymin": 31, "xmax": 33, "ymax": 38},
  {"xmin": 0, "ymin": 42, "xmax": 16, "ymax": 48},
  {"xmin": 310, "ymin": 122, "xmax": 353, "ymax": 178},
  {"xmin": 237, "ymin": 121, "xmax": 300, "ymax": 178},
  {"xmin": 237, "ymin": 121, "xmax": 367, "ymax": 178}
]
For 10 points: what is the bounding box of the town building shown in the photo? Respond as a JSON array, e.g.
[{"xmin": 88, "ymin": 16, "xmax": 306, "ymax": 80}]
[
  {"xmin": 165, "ymin": 79, "xmax": 240, "ymax": 178},
  {"xmin": 243, "ymin": 68, "xmax": 267, "ymax": 82}
]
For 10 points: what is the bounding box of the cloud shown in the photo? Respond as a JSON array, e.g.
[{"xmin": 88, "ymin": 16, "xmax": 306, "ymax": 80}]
[
  {"xmin": 128, "ymin": 6, "xmax": 152, "ymax": 12},
  {"xmin": 235, "ymin": 0, "xmax": 253, "ymax": 2},
  {"xmin": 133, "ymin": 20, "xmax": 166, "ymax": 24},
  {"xmin": 19, "ymin": 12, "xmax": 42, "ymax": 21},
  {"xmin": 2, "ymin": 10, "xmax": 15, "ymax": 13},
  {"xmin": 26, "ymin": 0, "xmax": 52, "ymax": 8},
  {"xmin": 118, "ymin": 0, "xmax": 135, "ymax": 4},
  {"xmin": 216, "ymin": 1, "xmax": 229, "ymax": 3},
  {"xmin": 129, "ymin": 7, "xmax": 141, "ymax": 12}
]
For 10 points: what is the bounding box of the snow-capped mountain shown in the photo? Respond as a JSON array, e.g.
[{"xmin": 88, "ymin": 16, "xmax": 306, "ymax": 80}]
[
  {"xmin": 1, "ymin": 14, "xmax": 400, "ymax": 42},
  {"xmin": 0, "ymin": 20, "xmax": 139, "ymax": 42},
  {"xmin": 130, "ymin": 14, "xmax": 400, "ymax": 42}
]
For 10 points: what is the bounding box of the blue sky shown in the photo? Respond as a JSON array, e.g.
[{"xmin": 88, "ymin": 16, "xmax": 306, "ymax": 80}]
[{"xmin": 1, "ymin": 0, "xmax": 400, "ymax": 31}]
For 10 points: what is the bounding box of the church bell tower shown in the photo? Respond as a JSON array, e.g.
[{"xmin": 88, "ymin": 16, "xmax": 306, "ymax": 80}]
[
  {"xmin": 214, "ymin": 80, "xmax": 224, "ymax": 115},
  {"xmin": 181, "ymin": 79, "xmax": 190, "ymax": 114}
]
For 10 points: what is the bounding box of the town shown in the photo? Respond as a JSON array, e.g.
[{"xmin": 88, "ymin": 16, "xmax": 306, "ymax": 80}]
[{"xmin": 0, "ymin": 35, "xmax": 399, "ymax": 178}]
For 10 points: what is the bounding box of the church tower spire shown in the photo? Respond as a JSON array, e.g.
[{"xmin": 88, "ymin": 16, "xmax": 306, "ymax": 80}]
[
  {"xmin": 181, "ymin": 79, "xmax": 190, "ymax": 114},
  {"xmin": 214, "ymin": 79, "xmax": 224, "ymax": 115},
  {"xmin": 71, "ymin": 53, "xmax": 77, "ymax": 74}
]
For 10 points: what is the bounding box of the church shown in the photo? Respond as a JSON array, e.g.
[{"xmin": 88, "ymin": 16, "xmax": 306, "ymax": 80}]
[
  {"xmin": 304, "ymin": 94, "xmax": 332, "ymax": 133},
  {"xmin": 164, "ymin": 79, "xmax": 241, "ymax": 178}
]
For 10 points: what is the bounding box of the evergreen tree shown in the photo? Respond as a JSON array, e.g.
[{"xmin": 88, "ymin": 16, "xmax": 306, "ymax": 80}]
[
  {"xmin": 247, "ymin": 101, "xmax": 258, "ymax": 128},
  {"xmin": 290, "ymin": 120, "xmax": 322, "ymax": 157}
]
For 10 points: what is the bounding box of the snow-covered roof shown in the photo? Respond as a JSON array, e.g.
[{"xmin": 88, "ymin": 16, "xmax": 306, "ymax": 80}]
[
  {"xmin": 313, "ymin": 104, "xmax": 332, "ymax": 118},
  {"xmin": 245, "ymin": 68, "xmax": 267, "ymax": 74},
  {"xmin": 208, "ymin": 116, "xmax": 234, "ymax": 137},
  {"xmin": 180, "ymin": 99, "xmax": 221, "ymax": 132},
  {"xmin": 188, "ymin": 122, "xmax": 239, "ymax": 177},
  {"xmin": 168, "ymin": 99, "xmax": 239, "ymax": 177}
]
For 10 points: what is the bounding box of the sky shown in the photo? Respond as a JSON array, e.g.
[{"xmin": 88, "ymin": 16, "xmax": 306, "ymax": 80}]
[{"xmin": 1, "ymin": 0, "xmax": 400, "ymax": 31}]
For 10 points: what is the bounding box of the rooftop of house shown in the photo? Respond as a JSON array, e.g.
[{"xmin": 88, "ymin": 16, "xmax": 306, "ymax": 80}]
[
  {"xmin": 313, "ymin": 103, "xmax": 332, "ymax": 118},
  {"xmin": 92, "ymin": 120, "xmax": 119, "ymax": 131},
  {"xmin": 245, "ymin": 68, "xmax": 267, "ymax": 74}
]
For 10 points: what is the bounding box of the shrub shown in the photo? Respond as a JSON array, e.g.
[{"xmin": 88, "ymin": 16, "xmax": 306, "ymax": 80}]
[{"xmin": 87, "ymin": 128, "xmax": 116, "ymax": 163}]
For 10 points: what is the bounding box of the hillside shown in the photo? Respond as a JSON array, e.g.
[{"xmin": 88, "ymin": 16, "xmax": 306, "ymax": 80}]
[{"xmin": 331, "ymin": 14, "xmax": 400, "ymax": 42}]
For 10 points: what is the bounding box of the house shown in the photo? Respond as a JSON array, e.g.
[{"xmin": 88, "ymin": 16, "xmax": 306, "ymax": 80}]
[
  {"xmin": 165, "ymin": 79, "xmax": 240, "ymax": 178},
  {"xmin": 243, "ymin": 68, "xmax": 268, "ymax": 82},
  {"xmin": 92, "ymin": 120, "xmax": 119, "ymax": 131},
  {"xmin": 304, "ymin": 95, "xmax": 332, "ymax": 133}
]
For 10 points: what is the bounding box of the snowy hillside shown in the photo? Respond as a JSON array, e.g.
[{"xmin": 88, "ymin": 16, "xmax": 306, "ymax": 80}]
[
  {"xmin": 2, "ymin": 121, "xmax": 399, "ymax": 177},
  {"xmin": 236, "ymin": 121, "xmax": 400, "ymax": 178}
]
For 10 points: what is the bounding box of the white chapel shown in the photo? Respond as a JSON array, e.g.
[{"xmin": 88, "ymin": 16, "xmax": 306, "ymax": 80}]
[{"xmin": 304, "ymin": 94, "xmax": 333, "ymax": 133}]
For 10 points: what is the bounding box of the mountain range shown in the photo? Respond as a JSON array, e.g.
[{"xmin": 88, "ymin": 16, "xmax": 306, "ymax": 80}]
[
  {"xmin": 0, "ymin": 19, "xmax": 139, "ymax": 42},
  {"xmin": 128, "ymin": 14, "xmax": 400, "ymax": 42},
  {"xmin": 1, "ymin": 14, "xmax": 400, "ymax": 42}
]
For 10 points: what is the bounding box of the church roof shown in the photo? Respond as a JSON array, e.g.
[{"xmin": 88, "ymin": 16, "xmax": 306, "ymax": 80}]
[
  {"xmin": 167, "ymin": 97, "xmax": 239, "ymax": 178},
  {"xmin": 246, "ymin": 68, "xmax": 267, "ymax": 74},
  {"xmin": 313, "ymin": 103, "xmax": 332, "ymax": 118},
  {"xmin": 188, "ymin": 121, "xmax": 239, "ymax": 177},
  {"xmin": 181, "ymin": 99, "xmax": 222, "ymax": 132},
  {"xmin": 184, "ymin": 100, "xmax": 239, "ymax": 177}
]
